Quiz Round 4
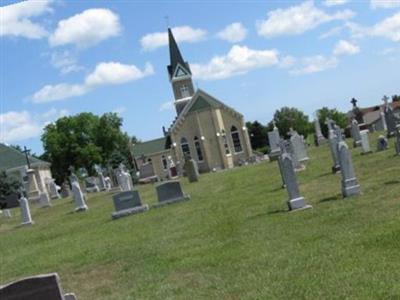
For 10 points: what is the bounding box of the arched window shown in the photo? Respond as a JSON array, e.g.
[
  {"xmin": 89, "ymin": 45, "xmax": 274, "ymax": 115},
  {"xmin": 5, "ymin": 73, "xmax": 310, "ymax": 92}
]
[
  {"xmin": 231, "ymin": 126, "xmax": 243, "ymax": 153},
  {"xmin": 194, "ymin": 136, "xmax": 204, "ymax": 162},
  {"xmin": 180, "ymin": 137, "xmax": 191, "ymax": 157},
  {"xmin": 161, "ymin": 155, "xmax": 168, "ymax": 170}
]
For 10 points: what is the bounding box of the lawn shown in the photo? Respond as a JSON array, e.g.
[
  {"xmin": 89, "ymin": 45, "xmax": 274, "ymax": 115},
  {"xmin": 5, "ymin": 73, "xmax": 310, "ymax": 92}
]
[{"xmin": 1, "ymin": 134, "xmax": 400, "ymax": 299}]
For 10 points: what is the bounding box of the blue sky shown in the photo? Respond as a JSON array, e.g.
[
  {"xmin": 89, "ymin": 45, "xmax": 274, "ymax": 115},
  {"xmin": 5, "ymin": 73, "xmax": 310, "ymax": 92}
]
[{"xmin": 1, "ymin": 0, "xmax": 399, "ymax": 154}]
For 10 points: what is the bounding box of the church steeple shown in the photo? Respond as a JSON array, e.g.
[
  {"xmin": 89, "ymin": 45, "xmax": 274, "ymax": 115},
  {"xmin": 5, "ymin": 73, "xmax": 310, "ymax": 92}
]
[{"xmin": 167, "ymin": 28, "xmax": 195, "ymax": 115}]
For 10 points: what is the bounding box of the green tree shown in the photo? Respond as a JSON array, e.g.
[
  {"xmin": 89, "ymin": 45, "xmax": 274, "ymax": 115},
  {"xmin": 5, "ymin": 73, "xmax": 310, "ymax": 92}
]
[
  {"xmin": 246, "ymin": 121, "xmax": 268, "ymax": 152},
  {"xmin": 267, "ymin": 107, "xmax": 311, "ymax": 139},
  {"xmin": 41, "ymin": 112, "xmax": 136, "ymax": 183},
  {"xmin": 392, "ymin": 95, "xmax": 400, "ymax": 102},
  {"xmin": 0, "ymin": 171, "xmax": 21, "ymax": 199},
  {"xmin": 317, "ymin": 107, "xmax": 348, "ymax": 138}
]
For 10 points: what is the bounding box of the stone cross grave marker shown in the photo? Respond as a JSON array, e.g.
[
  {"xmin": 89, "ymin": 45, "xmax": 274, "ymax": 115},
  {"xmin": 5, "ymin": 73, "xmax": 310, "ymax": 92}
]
[{"xmin": 290, "ymin": 131, "xmax": 309, "ymax": 162}]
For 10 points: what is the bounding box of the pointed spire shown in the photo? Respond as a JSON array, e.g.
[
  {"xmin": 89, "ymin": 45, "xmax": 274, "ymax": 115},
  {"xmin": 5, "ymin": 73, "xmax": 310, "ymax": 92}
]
[{"xmin": 167, "ymin": 28, "xmax": 191, "ymax": 78}]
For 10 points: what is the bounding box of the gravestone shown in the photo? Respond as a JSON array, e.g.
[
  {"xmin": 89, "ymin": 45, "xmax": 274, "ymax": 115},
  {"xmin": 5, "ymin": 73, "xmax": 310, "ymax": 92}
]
[
  {"xmin": 119, "ymin": 170, "xmax": 133, "ymax": 191},
  {"xmin": 328, "ymin": 128, "xmax": 341, "ymax": 173},
  {"xmin": 153, "ymin": 181, "xmax": 190, "ymax": 208},
  {"xmin": 138, "ymin": 162, "xmax": 159, "ymax": 183},
  {"xmin": 0, "ymin": 273, "xmax": 77, "ymax": 300},
  {"xmin": 281, "ymin": 153, "xmax": 312, "ymax": 211},
  {"xmin": 338, "ymin": 141, "xmax": 361, "ymax": 197},
  {"xmin": 377, "ymin": 135, "xmax": 389, "ymax": 151},
  {"xmin": 290, "ymin": 131, "xmax": 309, "ymax": 162},
  {"xmin": 351, "ymin": 119, "xmax": 362, "ymax": 148},
  {"xmin": 360, "ymin": 130, "xmax": 372, "ymax": 154},
  {"xmin": 39, "ymin": 192, "xmax": 51, "ymax": 208},
  {"xmin": 85, "ymin": 177, "xmax": 99, "ymax": 193},
  {"xmin": 104, "ymin": 176, "xmax": 112, "ymax": 191},
  {"xmin": 395, "ymin": 125, "xmax": 400, "ymax": 155},
  {"xmin": 383, "ymin": 96, "xmax": 399, "ymax": 137},
  {"xmin": 268, "ymin": 124, "xmax": 281, "ymax": 161},
  {"xmin": 19, "ymin": 196, "xmax": 34, "ymax": 226},
  {"xmin": 25, "ymin": 169, "xmax": 40, "ymax": 202},
  {"xmin": 46, "ymin": 178, "xmax": 61, "ymax": 199},
  {"xmin": 288, "ymin": 139, "xmax": 305, "ymax": 171},
  {"xmin": 71, "ymin": 181, "xmax": 88, "ymax": 212},
  {"xmin": 111, "ymin": 190, "xmax": 149, "ymax": 220},
  {"xmin": 60, "ymin": 181, "xmax": 71, "ymax": 198},
  {"xmin": 183, "ymin": 156, "xmax": 199, "ymax": 183},
  {"xmin": 314, "ymin": 115, "xmax": 326, "ymax": 146},
  {"xmin": 94, "ymin": 165, "xmax": 106, "ymax": 191},
  {"xmin": 277, "ymin": 155, "xmax": 286, "ymax": 188}
]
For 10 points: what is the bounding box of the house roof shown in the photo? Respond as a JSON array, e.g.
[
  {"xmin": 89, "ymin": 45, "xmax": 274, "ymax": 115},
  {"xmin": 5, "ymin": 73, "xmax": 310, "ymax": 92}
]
[
  {"xmin": 167, "ymin": 28, "xmax": 191, "ymax": 78},
  {"xmin": 132, "ymin": 137, "xmax": 170, "ymax": 158},
  {"xmin": 0, "ymin": 143, "xmax": 49, "ymax": 171}
]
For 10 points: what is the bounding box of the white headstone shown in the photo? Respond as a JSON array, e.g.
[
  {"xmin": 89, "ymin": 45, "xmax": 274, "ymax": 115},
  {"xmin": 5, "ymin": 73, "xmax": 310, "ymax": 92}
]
[
  {"xmin": 72, "ymin": 181, "xmax": 88, "ymax": 212},
  {"xmin": 19, "ymin": 196, "xmax": 34, "ymax": 225},
  {"xmin": 338, "ymin": 141, "xmax": 361, "ymax": 197}
]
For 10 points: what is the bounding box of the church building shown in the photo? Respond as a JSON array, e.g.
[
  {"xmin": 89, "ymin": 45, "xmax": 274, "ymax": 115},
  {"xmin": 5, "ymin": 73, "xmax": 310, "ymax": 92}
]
[{"xmin": 132, "ymin": 28, "xmax": 253, "ymax": 179}]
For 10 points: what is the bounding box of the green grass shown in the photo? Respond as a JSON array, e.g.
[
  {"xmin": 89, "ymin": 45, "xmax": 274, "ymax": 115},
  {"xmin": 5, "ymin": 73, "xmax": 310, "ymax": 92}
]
[{"xmin": 1, "ymin": 133, "xmax": 400, "ymax": 299}]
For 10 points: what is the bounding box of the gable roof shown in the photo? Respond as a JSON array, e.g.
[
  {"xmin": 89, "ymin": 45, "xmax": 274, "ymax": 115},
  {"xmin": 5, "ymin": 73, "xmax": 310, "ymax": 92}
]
[
  {"xmin": 170, "ymin": 89, "xmax": 243, "ymax": 133},
  {"xmin": 0, "ymin": 143, "xmax": 49, "ymax": 171},
  {"xmin": 132, "ymin": 137, "xmax": 171, "ymax": 158},
  {"xmin": 167, "ymin": 28, "xmax": 192, "ymax": 78}
]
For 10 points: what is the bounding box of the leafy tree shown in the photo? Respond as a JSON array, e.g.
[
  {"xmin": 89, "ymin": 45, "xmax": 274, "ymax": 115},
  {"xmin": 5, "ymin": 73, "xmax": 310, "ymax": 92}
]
[
  {"xmin": 317, "ymin": 107, "xmax": 348, "ymax": 138},
  {"xmin": 267, "ymin": 107, "xmax": 311, "ymax": 139},
  {"xmin": 41, "ymin": 112, "xmax": 136, "ymax": 183},
  {"xmin": 246, "ymin": 121, "xmax": 268, "ymax": 152},
  {"xmin": 0, "ymin": 171, "xmax": 21, "ymax": 199},
  {"xmin": 392, "ymin": 95, "xmax": 400, "ymax": 102}
]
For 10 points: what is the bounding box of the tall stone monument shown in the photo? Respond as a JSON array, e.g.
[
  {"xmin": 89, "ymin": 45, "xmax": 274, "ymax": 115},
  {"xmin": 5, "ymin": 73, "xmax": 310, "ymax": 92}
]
[
  {"xmin": 281, "ymin": 153, "xmax": 312, "ymax": 211},
  {"xmin": 338, "ymin": 141, "xmax": 361, "ymax": 198},
  {"xmin": 383, "ymin": 96, "xmax": 399, "ymax": 137},
  {"xmin": 328, "ymin": 123, "xmax": 341, "ymax": 173},
  {"xmin": 19, "ymin": 196, "xmax": 34, "ymax": 226},
  {"xmin": 351, "ymin": 119, "xmax": 362, "ymax": 148},
  {"xmin": 71, "ymin": 180, "xmax": 88, "ymax": 212},
  {"xmin": 314, "ymin": 112, "xmax": 326, "ymax": 146},
  {"xmin": 268, "ymin": 122, "xmax": 281, "ymax": 161}
]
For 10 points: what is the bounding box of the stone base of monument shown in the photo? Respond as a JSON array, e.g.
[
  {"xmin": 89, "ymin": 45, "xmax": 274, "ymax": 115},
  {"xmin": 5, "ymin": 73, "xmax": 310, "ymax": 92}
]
[
  {"xmin": 342, "ymin": 178, "xmax": 361, "ymax": 198},
  {"xmin": 269, "ymin": 150, "xmax": 281, "ymax": 162},
  {"xmin": 20, "ymin": 220, "xmax": 35, "ymax": 226},
  {"xmin": 112, "ymin": 204, "xmax": 149, "ymax": 220},
  {"xmin": 152, "ymin": 195, "xmax": 191, "ymax": 209},
  {"xmin": 288, "ymin": 197, "xmax": 313, "ymax": 212},
  {"xmin": 75, "ymin": 205, "xmax": 88, "ymax": 212},
  {"xmin": 332, "ymin": 165, "xmax": 341, "ymax": 174}
]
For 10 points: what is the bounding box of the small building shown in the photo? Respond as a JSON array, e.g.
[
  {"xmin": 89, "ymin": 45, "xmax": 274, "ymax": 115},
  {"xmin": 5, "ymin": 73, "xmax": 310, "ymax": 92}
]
[
  {"xmin": 0, "ymin": 143, "xmax": 53, "ymax": 195},
  {"xmin": 132, "ymin": 28, "xmax": 253, "ymax": 179}
]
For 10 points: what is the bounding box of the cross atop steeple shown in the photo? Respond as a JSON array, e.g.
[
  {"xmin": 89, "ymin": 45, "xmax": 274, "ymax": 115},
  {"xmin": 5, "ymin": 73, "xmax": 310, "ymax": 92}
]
[
  {"xmin": 351, "ymin": 98, "xmax": 358, "ymax": 108},
  {"xmin": 22, "ymin": 146, "xmax": 31, "ymax": 169}
]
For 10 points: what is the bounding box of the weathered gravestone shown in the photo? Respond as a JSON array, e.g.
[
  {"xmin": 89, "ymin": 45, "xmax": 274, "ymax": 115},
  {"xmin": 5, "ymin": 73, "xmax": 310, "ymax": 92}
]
[
  {"xmin": 383, "ymin": 96, "xmax": 400, "ymax": 137},
  {"xmin": 290, "ymin": 131, "xmax": 309, "ymax": 162},
  {"xmin": 183, "ymin": 156, "xmax": 199, "ymax": 183},
  {"xmin": 85, "ymin": 177, "xmax": 100, "ymax": 193},
  {"xmin": 71, "ymin": 181, "xmax": 88, "ymax": 212},
  {"xmin": 138, "ymin": 162, "xmax": 159, "ymax": 184},
  {"xmin": 111, "ymin": 190, "xmax": 149, "ymax": 220},
  {"xmin": 268, "ymin": 124, "xmax": 281, "ymax": 161},
  {"xmin": 60, "ymin": 181, "xmax": 71, "ymax": 198},
  {"xmin": 104, "ymin": 176, "xmax": 112, "ymax": 191},
  {"xmin": 46, "ymin": 178, "xmax": 61, "ymax": 199},
  {"xmin": 39, "ymin": 192, "xmax": 51, "ymax": 208},
  {"xmin": 328, "ymin": 124, "xmax": 341, "ymax": 173},
  {"xmin": 25, "ymin": 169, "xmax": 40, "ymax": 202},
  {"xmin": 377, "ymin": 135, "xmax": 389, "ymax": 151},
  {"xmin": 0, "ymin": 273, "xmax": 77, "ymax": 300},
  {"xmin": 119, "ymin": 170, "xmax": 133, "ymax": 191},
  {"xmin": 20, "ymin": 196, "xmax": 34, "ymax": 226},
  {"xmin": 2, "ymin": 209, "xmax": 12, "ymax": 218},
  {"xmin": 338, "ymin": 141, "xmax": 361, "ymax": 198},
  {"xmin": 395, "ymin": 125, "xmax": 400, "ymax": 155},
  {"xmin": 314, "ymin": 115, "xmax": 326, "ymax": 146},
  {"xmin": 351, "ymin": 119, "xmax": 362, "ymax": 148},
  {"xmin": 94, "ymin": 165, "xmax": 106, "ymax": 191},
  {"xmin": 153, "ymin": 181, "xmax": 190, "ymax": 208},
  {"xmin": 360, "ymin": 130, "xmax": 372, "ymax": 154},
  {"xmin": 281, "ymin": 153, "xmax": 312, "ymax": 212}
]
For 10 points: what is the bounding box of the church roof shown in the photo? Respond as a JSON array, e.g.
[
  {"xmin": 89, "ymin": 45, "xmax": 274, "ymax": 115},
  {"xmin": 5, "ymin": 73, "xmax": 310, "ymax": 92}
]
[
  {"xmin": 167, "ymin": 28, "xmax": 191, "ymax": 78},
  {"xmin": 0, "ymin": 143, "xmax": 49, "ymax": 171},
  {"xmin": 132, "ymin": 136, "xmax": 171, "ymax": 158}
]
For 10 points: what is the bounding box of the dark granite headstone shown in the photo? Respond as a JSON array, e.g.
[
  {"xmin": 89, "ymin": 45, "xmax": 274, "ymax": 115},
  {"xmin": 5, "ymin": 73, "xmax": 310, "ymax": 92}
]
[
  {"xmin": 111, "ymin": 191, "xmax": 148, "ymax": 220},
  {"xmin": 153, "ymin": 181, "xmax": 190, "ymax": 208},
  {"xmin": 0, "ymin": 273, "xmax": 76, "ymax": 300}
]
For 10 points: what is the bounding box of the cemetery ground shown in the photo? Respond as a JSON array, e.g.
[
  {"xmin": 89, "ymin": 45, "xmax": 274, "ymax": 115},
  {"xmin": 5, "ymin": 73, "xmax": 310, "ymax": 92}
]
[{"xmin": 1, "ymin": 134, "xmax": 399, "ymax": 299}]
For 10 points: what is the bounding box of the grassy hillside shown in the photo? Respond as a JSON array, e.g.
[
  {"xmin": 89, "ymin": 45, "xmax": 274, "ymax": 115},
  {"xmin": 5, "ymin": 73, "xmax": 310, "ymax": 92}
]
[{"xmin": 1, "ymin": 134, "xmax": 399, "ymax": 299}]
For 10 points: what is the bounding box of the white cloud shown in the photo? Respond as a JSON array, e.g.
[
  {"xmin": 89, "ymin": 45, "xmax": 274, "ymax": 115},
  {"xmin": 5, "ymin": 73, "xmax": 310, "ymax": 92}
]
[
  {"xmin": 32, "ymin": 62, "xmax": 154, "ymax": 103},
  {"xmin": 290, "ymin": 55, "xmax": 338, "ymax": 75},
  {"xmin": 333, "ymin": 39, "xmax": 360, "ymax": 55},
  {"xmin": 324, "ymin": 0, "xmax": 349, "ymax": 6},
  {"xmin": 159, "ymin": 101, "xmax": 174, "ymax": 112},
  {"xmin": 320, "ymin": 25, "xmax": 345, "ymax": 39},
  {"xmin": 256, "ymin": 1, "xmax": 354, "ymax": 38},
  {"xmin": 0, "ymin": 109, "xmax": 69, "ymax": 143},
  {"xmin": 0, "ymin": 0, "xmax": 52, "ymax": 39},
  {"xmin": 140, "ymin": 26, "xmax": 207, "ymax": 51},
  {"xmin": 112, "ymin": 106, "xmax": 127, "ymax": 115},
  {"xmin": 370, "ymin": 12, "xmax": 400, "ymax": 41},
  {"xmin": 371, "ymin": 0, "xmax": 400, "ymax": 9},
  {"xmin": 191, "ymin": 45, "xmax": 279, "ymax": 80},
  {"xmin": 85, "ymin": 62, "xmax": 154, "ymax": 86},
  {"xmin": 49, "ymin": 8, "xmax": 121, "ymax": 48},
  {"xmin": 216, "ymin": 22, "xmax": 247, "ymax": 43},
  {"xmin": 50, "ymin": 51, "xmax": 84, "ymax": 74}
]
